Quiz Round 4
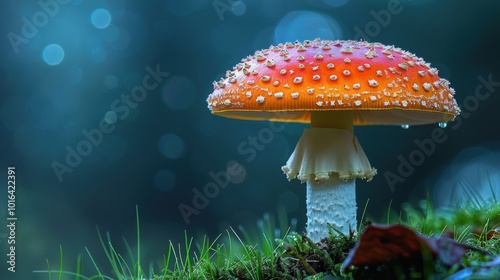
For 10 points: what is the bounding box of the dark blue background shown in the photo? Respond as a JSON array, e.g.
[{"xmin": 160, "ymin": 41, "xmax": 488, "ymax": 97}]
[{"xmin": 1, "ymin": 0, "xmax": 499, "ymax": 278}]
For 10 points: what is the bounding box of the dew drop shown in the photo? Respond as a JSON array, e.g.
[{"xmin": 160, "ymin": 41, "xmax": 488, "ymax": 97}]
[
  {"xmin": 401, "ymin": 124, "xmax": 410, "ymax": 129},
  {"xmin": 438, "ymin": 122, "xmax": 447, "ymax": 128}
]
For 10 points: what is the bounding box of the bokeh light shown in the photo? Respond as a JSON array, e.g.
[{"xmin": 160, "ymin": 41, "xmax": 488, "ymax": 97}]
[
  {"xmin": 434, "ymin": 146, "xmax": 500, "ymax": 209},
  {"xmin": 104, "ymin": 111, "xmax": 118, "ymax": 124},
  {"xmin": 158, "ymin": 133, "xmax": 185, "ymax": 159},
  {"xmin": 42, "ymin": 44, "xmax": 65, "ymax": 66},
  {"xmin": 274, "ymin": 11, "xmax": 343, "ymax": 43},
  {"xmin": 63, "ymin": 66, "xmax": 83, "ymax": 85},
  {"xmin": 231, "ymin": 1, "xmax": 246, "ymax": 16},
  {"xmin": 104, "ymin": 75, "xmax": 119, "ymax": 89},
  {"xmin": 228, "ymin": 161, "xmax": 246, "ymax": 184},
  {"xmin": 154, "ymin": 169, "xmax": 176, "ymax": 191},
  {"xmin": 91, "ymin": 8, "xmax": 112, "ymax": 29}
]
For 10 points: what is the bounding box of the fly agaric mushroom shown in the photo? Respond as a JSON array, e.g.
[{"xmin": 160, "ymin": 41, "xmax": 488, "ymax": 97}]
[{"xmin": 207, "ymin": 39, "xmax": 460, "ymax": 242}]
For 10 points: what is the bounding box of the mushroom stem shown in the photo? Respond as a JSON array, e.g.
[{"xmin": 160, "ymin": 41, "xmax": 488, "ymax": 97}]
[
  {"xmin": 310, "ymin": 111, "xmax": 354, "ymax": 133},
  {"xmin": 282, "ymin": 111, "xmax": 375, "ymax": 242},
  {"xmin": 309, "ymin": 111, "xmax": 356, "ymax": 240},
  {"xmin": 307, "ymin": 177, "xmax": 356, "ymax": 241}
]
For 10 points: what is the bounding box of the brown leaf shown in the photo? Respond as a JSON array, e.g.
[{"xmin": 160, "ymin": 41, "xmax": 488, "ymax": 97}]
[{"xmin": 342, "ymin": 224, "xmax": 485, "ymax": 272}]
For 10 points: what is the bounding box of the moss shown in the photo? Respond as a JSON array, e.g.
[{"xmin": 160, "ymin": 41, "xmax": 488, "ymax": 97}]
[{"xmin": 42, "ymin": 201, "xmax": 500, "ymax": 280}]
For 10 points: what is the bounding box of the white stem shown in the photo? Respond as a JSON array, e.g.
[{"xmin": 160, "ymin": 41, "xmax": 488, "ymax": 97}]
[
  {"xmin": 282, "ymin": 126, "xmax": 376, "ymax": 243},
  {"xmin": 306, "ymin": 177, "xmax": 356, "ymax": 242}
]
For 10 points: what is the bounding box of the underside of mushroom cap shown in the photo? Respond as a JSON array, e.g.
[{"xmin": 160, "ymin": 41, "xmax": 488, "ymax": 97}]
[{"xmin": 282, "ymin": 127, "xmax": 377, "ymax": 182}]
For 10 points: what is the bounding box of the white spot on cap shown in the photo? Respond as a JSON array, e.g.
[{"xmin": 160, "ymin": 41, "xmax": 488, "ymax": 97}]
[
  {"xmin": 376, "ymin": 70, "xmax": 382, "ymax": 77},
  {"xmin": 343, "ymin": 70, "xmax": 350, "ymax": 76},
  {"xmin": 368, "ymin": 79, "xmax": 378, "ymax": 87},
  {"xmin": 298, "ymin": 64, "xmax": 305, "ymax": 69},
  {"xmin": 279, "ymin": 69, "xmax": 286, "ymax": 75},
  {"xmin": 340, "ymin": 46, "xmax": 353, "ymax": 53},
  {"xmin": 402, "ymin": 100, "xmax": 408, "ymax": 107},
  {"xmin": 357, "ymin": 66, "xmax": 364, "ymax": 72},
  {"xmin": 329, "ymin": 75, "xmax": 338, "ymax": 81},
  {"xmin": 266, "ymin": 59, "xmax": 276, "ymax": 67},
  {"xmin": 354, "ymin": 100, "xmax": 362, "ymax": 106},
  {"xmin": 353, "ymin": 83, "xmax": 361, "ymax": 89},
  {"xmin": 370, "ymin": 95, "xmax": 377, "ymax": 101},
  {"xmin": 418, "ymin": 71, "xmax": 426, "ymax": 77},
  {"xmin": 398, "ymin": 63, "xmax": 408, "ymax": 70},
  {"xmin": 245, "ymin": 91, "xmax": 252, "ymax": 98},
  {"xmin": 312, "ymin": 65, "xmax": 319, "ymax": 71},
  {"xmin": 314, "ymin": 53, "xmax": 323, "ymax": 60},
  {"xmin": 297, "ymin": 55, "xmax": 305, "ymax": 61},
  {"xmin": 312, "ymin": 75, "xmax": 320, "ymax": 81},
  {"xmin": 423, "ymin": 82, "xmax": 432, "ymax": 91},
  {"xmin": 307, "ymin": 88, "xmax": 314, "ymax": 94},
  {"xmin": 256, "ymin": 95, "xmax": 265, "ymax": 103},
  {"xmin": 223, "ymin": 99, "xmax": 231, "ymax": 106},
  {"xmin": 291, "ymin": 92, "xmax": 299, "ymax": 98},
  {"xmin": 293, "ymin": 77, "xmax": 303, "ymax": 84},
  {"xmin": 273, "ymin": 80, "xmax": 279, "ymax": 86},
  {"xmin": 316, "ymin": 101, "xmax": 323, "ymax": 106},
  {"xmin": 261, "ymin": 75, "xmax": 270, "ymax": 82},
  {"xmin": 344, "ymin": 58, "xmax": 351, "ymax": 63},
  {"xmin": 327, "ymin": 63, "xmax": 335, "ymax": 69},
  {"xmin": 274, "ymin": 92, "xmax": 284, "ymax": 98},
  {"xmin": 412, "ymin": 83, "xmax": 420, "ymax": 91}
]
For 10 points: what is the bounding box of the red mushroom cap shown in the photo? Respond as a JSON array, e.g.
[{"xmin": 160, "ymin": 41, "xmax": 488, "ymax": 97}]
[{"xmin": 207, "ymin": 39, "xmax": 460, "ymax": 125}]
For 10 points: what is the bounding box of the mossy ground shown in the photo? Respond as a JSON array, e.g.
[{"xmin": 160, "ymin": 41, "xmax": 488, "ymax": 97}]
[{"xmin": 39, "ymin": 201, "xmax": 500, "ymax": 280}]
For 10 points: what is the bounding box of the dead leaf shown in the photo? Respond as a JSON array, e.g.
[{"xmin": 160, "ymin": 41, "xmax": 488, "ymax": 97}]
[{"xmin": 342, "ymin": 224, "xmax": 487, "ymax": 272}]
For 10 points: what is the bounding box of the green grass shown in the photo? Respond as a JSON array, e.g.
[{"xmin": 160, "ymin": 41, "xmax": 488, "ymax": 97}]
[{"xmin": 36, "ymin": 200, "xmax": 500, "ymax": 279}]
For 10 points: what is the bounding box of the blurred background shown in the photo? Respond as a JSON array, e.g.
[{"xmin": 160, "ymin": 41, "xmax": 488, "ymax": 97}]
[{"xmin": 1, "ymin": 0, "xmax": 499, "ymax": 278}]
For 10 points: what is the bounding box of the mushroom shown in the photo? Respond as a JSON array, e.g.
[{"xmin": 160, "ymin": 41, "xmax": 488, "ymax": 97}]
[{"xmin": 207, "ymin": 39, "xmax": 460, "ymax": 242}]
